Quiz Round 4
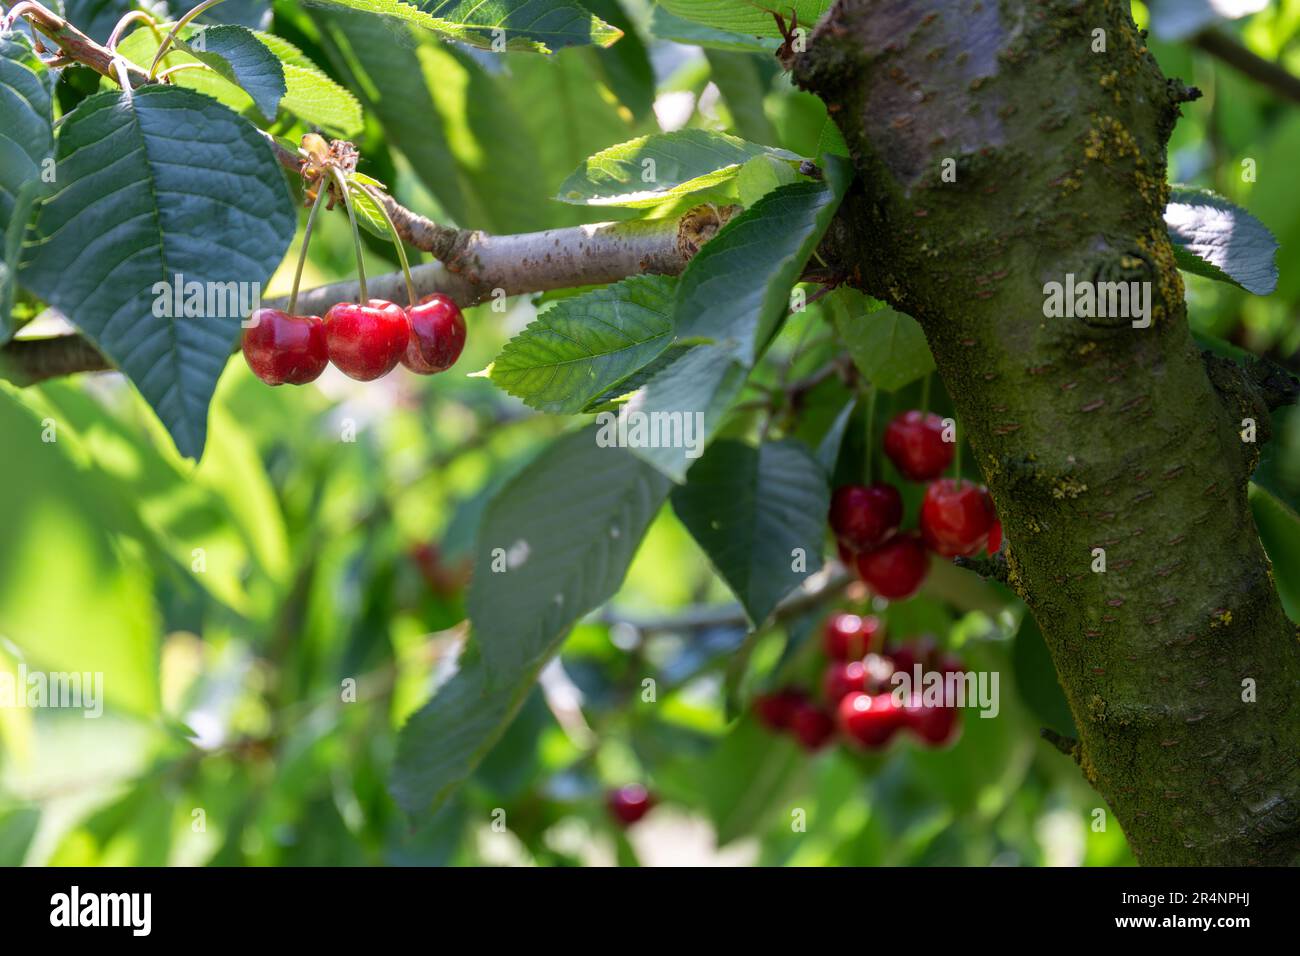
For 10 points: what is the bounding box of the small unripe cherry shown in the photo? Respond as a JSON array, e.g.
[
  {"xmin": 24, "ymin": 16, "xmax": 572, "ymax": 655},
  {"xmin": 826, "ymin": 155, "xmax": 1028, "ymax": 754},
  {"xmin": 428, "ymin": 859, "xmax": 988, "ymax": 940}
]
[
  {"xmin": 402, "ymin": 293, "xmax": 466, "ymax": 374},
  {"xmin": 242, "ymin": 308, "xmax": 327, "ymax": 385}
]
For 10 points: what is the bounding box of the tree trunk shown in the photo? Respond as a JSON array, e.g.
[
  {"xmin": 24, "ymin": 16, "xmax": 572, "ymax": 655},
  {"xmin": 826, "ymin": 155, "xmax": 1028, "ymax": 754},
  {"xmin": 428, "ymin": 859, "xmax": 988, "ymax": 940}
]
[{"xmin": 795, "ymin": 0, "xmax": 1300, "ymax": 865}]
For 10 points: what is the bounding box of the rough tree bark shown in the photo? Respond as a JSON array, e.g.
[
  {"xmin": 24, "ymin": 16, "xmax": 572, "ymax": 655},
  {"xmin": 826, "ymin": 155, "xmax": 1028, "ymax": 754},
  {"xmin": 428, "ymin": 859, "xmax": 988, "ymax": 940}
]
[{"xmin": 795, "ymin": 0, "xmax": 1300, "ymax": 864}]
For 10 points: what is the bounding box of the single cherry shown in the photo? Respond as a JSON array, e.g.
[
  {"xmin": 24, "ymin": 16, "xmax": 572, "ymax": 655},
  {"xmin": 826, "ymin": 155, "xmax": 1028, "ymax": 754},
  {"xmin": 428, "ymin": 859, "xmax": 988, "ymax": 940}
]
[
  {"xmin": 856, "ymin": 534, "xmax": 929, "ymax": 600},
  {"xmin": 823, "ymin": 612, "xmax": 883, "ymax": 660},
  {"xmin": 824, "ymin": 660, "xmax": 868, "ymax": 703},
  {"xmin": 242, "ymin": 308, "xmax": 327, "ymax": 385},
  {"xmin": 919, "ymin": 479, "xmax": 996, "ymax": 557},
  {"xmin": 838, "ymin": 692, "xmax": 905, "ymax": 749},
  {"xmin": 883, "ymin": 410, "xmax": 953, "ymax": 482},
  {"xmin": 903, "ymin": 696, "xmax": 961, "ymax": 746},
  {"xmin": 885, "ymin": 636, "xmax": 938, "ymax": 680},
  {"xmin": 829, "ymin": 483, "xmax": 903, "ymax": 552},
  {"xmin": 402, "ymin": 292, "xmax": 466, "ymax": 374},
  {"xmin": 790, "ymin": 701, "xmax": 836, "ymax": 751},
  {"xmin": 607, "ymin": 784, "xmax": 655, "ymax": 825},
  {"xmin": 754, "ymin": 687, "xmax": 806, "ymax": 731},
  {"xmin": 324, "ymin": 298, "xmax": 410, "ymax": 381},
  {"xmin": 987, "ymin": 518, "xmax": 1003, "ymax": 554}
]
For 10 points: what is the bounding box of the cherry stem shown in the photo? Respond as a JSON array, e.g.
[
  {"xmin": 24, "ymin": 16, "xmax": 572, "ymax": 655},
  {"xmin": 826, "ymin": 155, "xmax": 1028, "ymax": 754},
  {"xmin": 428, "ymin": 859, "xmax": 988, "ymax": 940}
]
[
  {"xmin": 359, "ymin": 182, "xmax": 416, "ymax": 307},
  {"xmin": 331, "ymin": 167, "xmax": 367, "ymax": 302},
  {"xmin": 862, "ymin": 385, "xmax": 876, "ymax": 483},
  {"xmin": 288, "ymin": 181, "xmax": 329, "ymax": 317},
  {"xmin": 155, "ymin": 62, "xmax": 210, "ymax": 80},
  {"xmin": 107, "ymin": 10, "xmax": 161, "ymax": 50},
  {"xmin": 147, "ymin": 0, "xmax": 227, "ymax": 80}
]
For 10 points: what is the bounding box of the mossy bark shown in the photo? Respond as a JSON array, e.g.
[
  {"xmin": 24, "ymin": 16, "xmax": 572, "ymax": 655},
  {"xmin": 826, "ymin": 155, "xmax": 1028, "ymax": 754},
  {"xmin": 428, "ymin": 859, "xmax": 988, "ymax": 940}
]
[{"xmin": 796, "ymin": 0, "xmax": 1300, "ymax": 865}]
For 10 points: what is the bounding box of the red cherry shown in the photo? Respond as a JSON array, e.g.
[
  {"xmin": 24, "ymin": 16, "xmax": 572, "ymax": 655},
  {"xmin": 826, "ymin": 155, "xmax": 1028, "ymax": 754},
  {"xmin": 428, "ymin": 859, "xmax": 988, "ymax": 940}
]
[
  {"xmin": 402, "ymin": 293, "xmax": 466, "ymax": 374},
  {"xmin": 823, "ymin": 660, "xmax": 868, "ymax": 702},
  {"xmin": 607, "ymin": 784, "xmax": 655, "ymax": 825},
  {"xmin": 903, "ymin": 696, "xmax": 961, "ymax": 746},
  {"xmin": 823, "ymin": 612, "xmax": 883, "ymax": 660},
  {"xmin": 241, "ymin": 308, "xmax": 327, "ymax": 385},
  {"xmin": 987, "ymin": 518, "xmax": 1003, "ymax": 554},
  {"xmin": 860, "ymin": 653, "xmax": 899, "ymax": 694},
  {"xmin": 324, "ymin": 299, "xmax": 410, "ymax": 381},
  {"xmin": 883, "ymin": 410, "xmax": 953, "ymax": 481},
  {"xmin": 829, "ymin": 483, "xmax": 902, "ymax": 551},
  {"xmin": 790, "ymin": 701, "xmax": 836, "ymax": 751},
  {"xmin": 856, "ymin": 534, "xmax": 929, "ymax": 600},
  {"xmin": 838, "ymin": 692, "xmax": 904, "ymax": 749},
  {"xmin": 885, "ymin": 636, "xmax": 938, "ymax": 679},
  {"xmin": 920, "ymin": 479, "xmax": 996, "ymax": 557},
  {"xmin": 754, "ymin": 687, "xmax": 806, "ymax": 731}
]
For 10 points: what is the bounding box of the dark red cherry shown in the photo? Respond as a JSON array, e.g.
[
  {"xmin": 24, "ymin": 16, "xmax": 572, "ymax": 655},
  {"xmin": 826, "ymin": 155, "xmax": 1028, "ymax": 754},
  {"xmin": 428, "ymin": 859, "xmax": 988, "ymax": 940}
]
[
  {"xmin": 856, "ymin": 534, "xmax": 929, "ymax": 600},
  {"xmin": 324, "ymin": 298, "xmax": 409, "ymax": 381},
  {"xmin": 753, "ymin": 687, "xmax": 806, "ymax": 731},
  {"xmin": 790, "ymin": 701, "xmax": 836, "ymax": 751},
  {"xmin": 829, "ymin": 483, "xmax": 903, "ymax": 551},
  {"xmin": 903, "ymin": 696, "xmax": 961, "ymax": 746},
  {"xmin": 883, "ymin": 410, "xmax": 953, "ymax": 482},
  {"xmin": 838, "ymin": 692, "xmax": 905, "ymax": 749},
  {"xmin": 824, "ymin": 660, "xmax": 869, "ymax": 703},
  {"xmin": 823, "ymin": 612, "xmax": 883, "ymax": 660},
  {"xmin": 402, "ymin": 293, "xmax": 466, "ymax": 374},
  {"xmin": 987, "ymin": 518, "xmax": 1003, "ymax": 554},
  {"xmin": 242, "ymin": 308, "xmax": 327, "ymax": 385},
  {"xmin": 607, "ymin": 784, "xmax": 655, "ymax": 825},
  {"xmin": 919, "ymin": 479, "xmax": 996, "ymax": 558}
]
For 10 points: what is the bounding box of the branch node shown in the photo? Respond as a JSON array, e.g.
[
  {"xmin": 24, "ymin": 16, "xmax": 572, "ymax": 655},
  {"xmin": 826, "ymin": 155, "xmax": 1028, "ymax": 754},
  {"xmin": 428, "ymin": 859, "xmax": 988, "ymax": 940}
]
[
  {"xmin": 952, "ymin": 551, "xmax": 1009, "ymax": 583},
  {"xmin": 1040, "ymin": 727, "xmax": 1080, "ymax": 759}
]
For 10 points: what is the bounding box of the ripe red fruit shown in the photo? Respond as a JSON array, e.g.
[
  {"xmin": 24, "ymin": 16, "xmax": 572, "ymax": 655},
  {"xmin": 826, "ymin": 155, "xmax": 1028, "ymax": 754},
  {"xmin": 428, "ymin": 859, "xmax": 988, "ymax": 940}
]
[
  {"xmin": 903, "ymin": 696, "xmax": 961, "ymax": 746},
  {"xmin": 790, "ymin": 701, "xmax": 836, "ymax": 751},
  {"xmin": 838, "ymin": 692, "xmax": 904, "ymax": 749},
  {"xmin": 829, "ymin": 483, "xmax": 902, "ymax": 551},
  {"xmin": 402, "ymin": 293, "xmax": 466, "ymax": 374},
  {"xmin": 856, "ymin": 534, "xmax": 929, "ymax": 600},
  {"xmin": 823, "ymin": 612, "xmax": 883, "ymax": 659},
  {"xmin": 987, "ymin": 518, "xmax": 1003, "ymax": 554},
  {"xmin": 607, "ymin": 784, "xmax": 655, "ymax": 825},
  {"xmin": 241, "ymin": 308, "xmax": 327, "ymax": 385},
  {"xmin": 324, "ymin": 298, "xmax": 410, "ymax": 381},
  {"xmin": 919, "ymin": 479, "xmax": 996, "ymax": 557},
  {"xmin": 883, "ymin": 410, "xmax": 953, "ymax": 481},
  {"xmin": 824, "ymin": 660, "xmax": 868, "ymax": 702},
  {"xmin": 754, "ymin": 687, "xmax": 805, "ymax": 730},
  {"xmin": 886, "ymin": 636, "xmax": 938, "ymax": 680}
]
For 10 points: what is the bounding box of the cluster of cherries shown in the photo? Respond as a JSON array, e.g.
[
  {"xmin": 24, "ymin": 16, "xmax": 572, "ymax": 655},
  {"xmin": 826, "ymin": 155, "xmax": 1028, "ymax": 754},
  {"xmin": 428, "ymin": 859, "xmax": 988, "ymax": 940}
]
[
  {"xmin": 831, "ymin": 410, "xmax": 1001, "ymax": 600},
  {"xmin": 242, "ymin": 293, "xmax": 466, "ymax": 386},
  {"xmin": 755, "ymin": 612, "xmax": 963, "ymax": 752}
]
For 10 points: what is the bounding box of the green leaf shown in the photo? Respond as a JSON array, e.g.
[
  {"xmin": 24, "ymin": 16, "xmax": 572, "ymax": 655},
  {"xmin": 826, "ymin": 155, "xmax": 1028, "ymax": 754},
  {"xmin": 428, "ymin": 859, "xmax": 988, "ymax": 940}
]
[
  {"xmin": 393, "ymin": 428, "xmax": 671, "ymax": 813},
  {"xmin": 671, "ymin": 438, "xmax": 829, "ymax": 626},
  {"xmin": 705, "ymin": 49, "xmax": 779, "ymax": 145},
  {"xmin": 1165, "ymin": 186, "xmax": 1279, "ymax": 295},
  {"xmin": 1011, "ymin": 612, "xmax": 1076, "ymax": 737},
  {"xmin": 558, "ymin": 129, "xmax": 798, "ymax": 207},
  {"xmin": 347, "ymin": 176, "xmax": 393, "ymax": 240},
  {"xmin": 581, "ymin": 341, "xmax": 695, "ymax": 412},
  {"xmin": 656, "ymin": 0, "xmax": 833, "ymax": 38},
  {"xmin": 1249, "ymin": 482, "xmax": 1300, "ymax": 624},
  {"xmin": 421, "ymin": 0, "xmax": 624, "ymax": 51},
  {"xmin": 489, "ymin": 275, "xmax": 675, "ymax": 414},
  {"xmin": 584, "ymin": 0, "xmax": 655, "ymax": 121},
  {"xmin": 674, "ymin": 155, "xmax": 853, "ymax": 362},
  {"xmin": 179, "ymin": 24, "xmax": 286, "ymax": 121},
  {"xmin": 695, "ymin": 718, "xmax": 804, "ymax": 845},
  {"xmin": 0, "ymin": 32, "xmax": 54, "ymax": 234},
  {"xmin": 832, "ymin": 298, "xmax": 935, "ymax": 391},
  {"xmin": 0, "ymin": 806, "xmax": 39, "ymax": 866},
  {"xmin": 0, "ymin": 181, "xmax": 39, "ymax": 344},
  {"xmin": 735, "ymin": 153, "xmax": 797, "ymax": 206},
  {"xmin": 19, "ymin": 87, "xmax": 295, "ymax": 459},
  {"xmin": 649, "ymin": 6, "xmax": 780, "ymax": 52},
  {"xmin": 256, "ymin": 33, "xmax": 364, "ymax": 137}
]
